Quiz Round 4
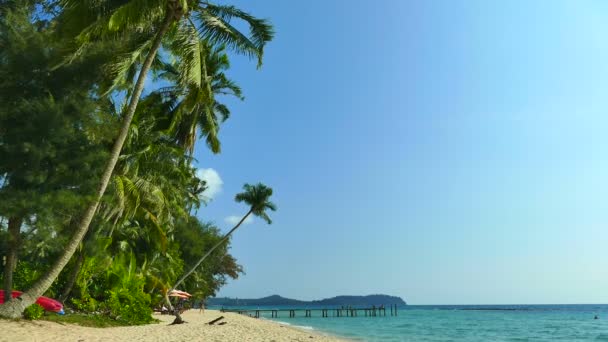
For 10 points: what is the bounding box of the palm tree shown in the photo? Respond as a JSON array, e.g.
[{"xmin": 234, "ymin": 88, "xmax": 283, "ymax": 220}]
[
  {"xmin": 166, "ymin": 183, "xmax": 275, "ymax": 324},
  {"xmin": 157, "ymin": 41, "xmax": 244, "ymax": 154},
  {"xmin": 0, "ymin": 0, "xmax": 273, "ymax": 318},
  {"xmin": 60, "ymin": 110, "xmax": 203, "ymax": 303}
]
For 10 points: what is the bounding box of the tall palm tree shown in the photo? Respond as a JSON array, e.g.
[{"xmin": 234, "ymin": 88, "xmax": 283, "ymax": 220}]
[
  {"xmin": 0, "ymin": 0, "xmax": 273, "ymax": 318},
  {"xmin": 59, "ymin": 111, "xmax": 202, "ymax": 302},
  {"xmin": 165, "ymin": 183, "xmax": 275, "ymax": 323},
  {"xmin": 157, "ymin": 41, "xmax": 244, "ymax": 154}
]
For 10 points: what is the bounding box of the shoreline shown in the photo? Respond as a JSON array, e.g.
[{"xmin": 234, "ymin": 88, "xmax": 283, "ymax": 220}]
[{"xmin": 1, "ymin": 309, "xmax": 348, "ymax": 342}]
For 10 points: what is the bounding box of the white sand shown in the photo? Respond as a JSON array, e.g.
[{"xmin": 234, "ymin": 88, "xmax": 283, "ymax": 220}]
[{"xmin": 0, "ymin": 309, "xmax": 347, "ymax": 342}]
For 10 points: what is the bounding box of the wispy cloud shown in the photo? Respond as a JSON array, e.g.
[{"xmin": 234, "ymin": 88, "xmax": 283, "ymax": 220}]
[
  {"xmin": 225, "ymin": 215, "xmax": 254, "ymax": 226},
  {"xmin": 196, "ymin": 168, "xmax": 223, "ymax": 200}
]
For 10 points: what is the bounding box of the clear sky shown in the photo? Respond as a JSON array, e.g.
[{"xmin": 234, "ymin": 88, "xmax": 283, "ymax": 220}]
[{"xmin": 191, "ymin": 0, "xmax": 608, "ymax": 305}]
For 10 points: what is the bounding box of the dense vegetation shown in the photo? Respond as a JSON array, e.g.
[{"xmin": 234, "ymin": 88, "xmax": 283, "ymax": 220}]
[{"xmin": 0, "ymin": 0, "xmax": 275, "ymax": 324}]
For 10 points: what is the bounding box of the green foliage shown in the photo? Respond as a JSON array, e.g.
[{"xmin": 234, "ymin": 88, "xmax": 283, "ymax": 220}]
[
  {"xmin": 101, "ymin": 288, "xmax": 152, "ymax": 325},
  {"xmin": 23, "ymin": 304, "xmax": 44, "ymax": 320},
  {"xmin": 10, "ymin": 261, "xmax": 44, "ymax": 290},
  {"xmin": 1, "ymin": 0, "xmax": 274, "ymax": 325},
  {"xmin": 88, "ymin": 255, "xmax": 152, "ymax": 325},
  {"xmin": 173, "ymin": 218, "xmax": 243, "ymax": 298},
  {"xmin": 71, "ymin": 297, "xmax": 98, "ymax": 313},
  {"xmin": 235, "ymin": 183, "xmax": 277, "ymax": 224}
]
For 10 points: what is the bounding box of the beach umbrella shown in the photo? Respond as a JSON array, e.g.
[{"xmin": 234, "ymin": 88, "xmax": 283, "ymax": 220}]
[{"xmin": 168, "ymin": 290, "xmax": 192, "ymax": 298}]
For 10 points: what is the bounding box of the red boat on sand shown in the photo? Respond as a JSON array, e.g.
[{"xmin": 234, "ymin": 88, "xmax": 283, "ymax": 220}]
[{"xmin": 0, "ymin": 290, "xmax": 64, "ymax": 314}]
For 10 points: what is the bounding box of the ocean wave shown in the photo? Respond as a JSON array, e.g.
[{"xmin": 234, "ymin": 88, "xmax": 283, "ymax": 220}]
[
  {"xmin": 294, "ymin": 325, "xmax": 315, "ymax": 331},
  {"xmin": 274, "ymin": 321, "xmax": 292, "ymax": 326}
]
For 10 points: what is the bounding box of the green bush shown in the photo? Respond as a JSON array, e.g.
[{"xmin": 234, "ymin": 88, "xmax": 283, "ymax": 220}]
[
  {"xmin": 23, "ymin": 303, "xmax": 45, "ymax": 320},
  {"xmin": 101, "ymin": 288, "xmax": 153, "ymax": 325},
  {"xmin": 71, "ymin": 296, "xmax": 99, "ymax": 312}
]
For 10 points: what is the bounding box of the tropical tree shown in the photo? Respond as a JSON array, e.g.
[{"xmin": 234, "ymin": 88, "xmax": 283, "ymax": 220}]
[
  {"xmin": 172, "ymin": 219, "xmax": 243, "ymax": 299},
  {"xmin": 157, "ymin": 41, "xmax": 244, "ymax": 154},
  {"xmin": 0, "ymin": 0, "xmax": 273, "ymax": 318},
  {"xmin": 166, "ymin": 183, "xmax": 275, "ymax": 323},
  {"xmin": 0, "ymin": 2, "xmax": 115, "ymax": 305},
  {"xmin": 59, "ymin": 105, "xmax": 204, "ymax": 302}
]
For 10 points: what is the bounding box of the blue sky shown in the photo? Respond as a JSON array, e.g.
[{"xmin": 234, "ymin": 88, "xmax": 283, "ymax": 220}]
[{"xmin": 191, "ymin": 0, "xmax": 608, "ymax": 304}]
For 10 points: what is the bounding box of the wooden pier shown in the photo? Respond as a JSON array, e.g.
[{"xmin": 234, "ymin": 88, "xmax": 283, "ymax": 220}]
[{"xmin": 221, "ymin": 304, "xmax": 399, "ymax": 318}]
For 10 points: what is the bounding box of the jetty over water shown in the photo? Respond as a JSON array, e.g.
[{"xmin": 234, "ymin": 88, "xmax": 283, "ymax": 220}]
[{"xmin": 221, "ymin": 304, "xmax": 399, "ymax": 318}]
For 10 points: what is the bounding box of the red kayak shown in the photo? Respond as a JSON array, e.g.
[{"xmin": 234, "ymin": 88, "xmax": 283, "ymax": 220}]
[{"xmin": 0, "ymin": 290, "xmax": 64, "ymax": 314}]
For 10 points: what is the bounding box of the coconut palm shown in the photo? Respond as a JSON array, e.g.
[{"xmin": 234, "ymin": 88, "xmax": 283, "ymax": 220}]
[
  {"xmin": 0, "ymin": 0, "xmax": 273, "ymax": 318},
  {"xmin": 163, "ymin": 183, "xmax": 275, "ymax": 324},
  {"xmin": 156, "ymin": 41, "xmax": 243, "ymax": 154},
  {"xmin": 167, "ymin": 183, "xmax": 275, "ymax": 322}
]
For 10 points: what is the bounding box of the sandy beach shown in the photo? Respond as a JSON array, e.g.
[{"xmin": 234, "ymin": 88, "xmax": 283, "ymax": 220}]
[{"xmin": 0, "ymin": 310, "xmax": 346, "ymax": 342}]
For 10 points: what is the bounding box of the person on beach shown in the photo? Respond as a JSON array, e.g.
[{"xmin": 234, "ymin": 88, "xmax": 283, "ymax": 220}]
[{"xmin": 199, "ymin": 301, "xmax": 205, "ymax": 314}]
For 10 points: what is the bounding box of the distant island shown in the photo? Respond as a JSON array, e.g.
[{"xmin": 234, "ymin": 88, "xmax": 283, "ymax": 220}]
[{"xmin": 207, "ymin": 294, "xmax": 406, "ymax": 307}]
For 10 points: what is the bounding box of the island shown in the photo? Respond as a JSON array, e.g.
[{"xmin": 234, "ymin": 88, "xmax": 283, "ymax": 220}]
[{"xmin": 207, "ymin": 294, "xmax": 406, "ymax": 307}]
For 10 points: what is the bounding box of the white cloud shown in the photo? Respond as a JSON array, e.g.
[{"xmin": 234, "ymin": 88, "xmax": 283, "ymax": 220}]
[
  {"xmin": 224, "ymin": 215, "xmax": 254, "ymax": 226},
  {"xmin": 196, "ymin": 168, "xmax": 223, "ymax": 200}
]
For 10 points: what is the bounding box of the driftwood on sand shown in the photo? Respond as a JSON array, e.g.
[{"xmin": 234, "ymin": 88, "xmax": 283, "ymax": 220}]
[{"xmin": 207, "ymin": 316, "xmax": 225, "ymax": 325}]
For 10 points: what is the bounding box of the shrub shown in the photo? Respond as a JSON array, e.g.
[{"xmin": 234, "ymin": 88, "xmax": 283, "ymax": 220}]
[
  {"xmin": 71, "ymin": 296, "xmax": 98, "ymax": 313},
  {"xmin": 23, "ymin": 304, "xmax": 45, "ymax": 320},
  {"xmin": 101, "ymin": 288, "xmax": 153, "ymax": 325}
]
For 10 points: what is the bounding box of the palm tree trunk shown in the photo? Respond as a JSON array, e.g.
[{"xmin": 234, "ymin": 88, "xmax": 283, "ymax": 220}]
[
  {"xmin": 0, "ymin": 12, "xmax": 175, "ymax": 319},
  {"xmin": 0, "ymin": 176, "xmax": 6, "ymax": 228},
  {"xmin": 163, "ymin": 292, "xmax": 184, "ymax": 325},
  {"xmin": 3, "ymin": 217, "xmax": 23, "ymax": 303},
  {"xmin": 164, "ymin": 209, "xmax": 252, "ymax": 325},
  {"xmin": 58, "ymin": 251, "xmax": 85, "ymax": 303},
  {"xmin": 171, "ymin": 209, "xmax": 253, "ymax": 292}
]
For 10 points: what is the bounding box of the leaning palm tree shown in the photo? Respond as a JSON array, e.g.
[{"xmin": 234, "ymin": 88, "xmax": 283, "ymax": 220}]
[
  {"xmin": 166, "ymin": 183, "xmax": 276, "ymax": 323},
  {"xmin": 0, "ymin": 0, "xmax": 273, "ymax": 318}
]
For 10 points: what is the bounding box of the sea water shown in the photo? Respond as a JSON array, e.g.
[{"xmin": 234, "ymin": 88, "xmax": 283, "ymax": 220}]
[{"xmin": 213, "ymin": 305, "xmax": 608, "ymax": 341}]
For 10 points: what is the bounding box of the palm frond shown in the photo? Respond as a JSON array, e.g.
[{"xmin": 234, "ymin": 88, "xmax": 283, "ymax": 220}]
[
  {"xmin": 171, "ymin": 20, "xmax": 203, "ymax": 88},
  {"xmin": 201, "ymin": 3, "xmax": 274, "ymax": 67},
  {"xmin": 108, "ymin": 0, "xmax": 166, "ymax": 32},
  {"xmin": 196, "ymin": 8, "xmax": 268, "ymax": 68},
  {"xmin": 103, "ymin": 37, "xmax": 152, "ymax": 95}
]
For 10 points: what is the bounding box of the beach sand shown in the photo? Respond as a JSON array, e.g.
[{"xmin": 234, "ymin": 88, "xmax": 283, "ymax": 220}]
[{"xmin": 0, "ymin": 309, "xmax": 346, "ymax": 342}]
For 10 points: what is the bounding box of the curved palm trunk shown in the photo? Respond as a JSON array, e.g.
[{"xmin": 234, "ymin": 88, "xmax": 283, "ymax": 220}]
[
  {"xmin": 171, "ymin": 209, "xmax": 253, "ymax": 292},
  {"xmin": 164, "ymin": 209, "xmax": 252, "ymax": 325},
  {"xmin": 3, "ymin": 217, "xmax": 23, "ymax": 303},
  {"xmin": 0, "ymin": 13, "xmax": 175, "ymax": 319}
]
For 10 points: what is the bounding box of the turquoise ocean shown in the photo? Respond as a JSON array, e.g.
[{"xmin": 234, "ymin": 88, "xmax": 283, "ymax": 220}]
[{"xmin": 211, "ymin": 305, "xmax": 608, "ymax": 341}]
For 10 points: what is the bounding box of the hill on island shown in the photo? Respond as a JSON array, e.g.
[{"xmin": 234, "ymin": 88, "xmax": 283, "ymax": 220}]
[{"xmin": 207, "ymin": 294, "xmax": 406, "ymax": 307}]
